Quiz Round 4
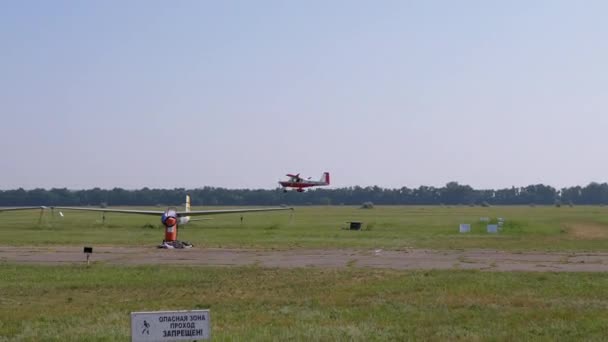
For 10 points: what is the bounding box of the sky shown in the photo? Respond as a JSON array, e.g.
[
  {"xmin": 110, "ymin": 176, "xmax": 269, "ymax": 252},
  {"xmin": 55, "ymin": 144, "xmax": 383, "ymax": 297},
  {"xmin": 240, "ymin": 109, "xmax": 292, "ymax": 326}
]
[{"xmin": 1, "ymin": 0, "xmax": 608, "ymax": 190}]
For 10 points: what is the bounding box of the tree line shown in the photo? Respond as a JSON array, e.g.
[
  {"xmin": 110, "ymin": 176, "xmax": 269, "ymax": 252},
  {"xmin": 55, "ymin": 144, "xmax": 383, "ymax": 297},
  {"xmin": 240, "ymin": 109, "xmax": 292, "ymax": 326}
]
[{"xmin": 1, "ymin": 182, "xmax": 608, "ymax": 206}]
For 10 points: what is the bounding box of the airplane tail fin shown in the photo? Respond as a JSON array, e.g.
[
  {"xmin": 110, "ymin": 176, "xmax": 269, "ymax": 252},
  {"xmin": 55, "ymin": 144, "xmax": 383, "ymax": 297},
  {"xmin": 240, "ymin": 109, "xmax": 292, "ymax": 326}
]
[
  {"xmin": 185, "ymin": 194, "xmax": 191, "ymax": 213},
  {"xmin": 321, "ymin": 172, "xmax": 330, "ymax": 185}
]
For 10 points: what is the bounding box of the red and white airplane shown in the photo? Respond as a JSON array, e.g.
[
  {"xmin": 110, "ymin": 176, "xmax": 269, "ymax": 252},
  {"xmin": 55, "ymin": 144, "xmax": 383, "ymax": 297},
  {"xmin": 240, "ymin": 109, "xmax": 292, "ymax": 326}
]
[{"xmin": 279, "ymin": 172, "xmax": 330, "ymax": 192}]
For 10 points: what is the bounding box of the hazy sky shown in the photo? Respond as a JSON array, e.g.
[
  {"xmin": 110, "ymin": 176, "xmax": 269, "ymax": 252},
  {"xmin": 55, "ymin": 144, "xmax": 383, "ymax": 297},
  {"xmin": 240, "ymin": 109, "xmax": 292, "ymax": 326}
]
[{"xmin": 2, "ymin": 1, "xmax": 608, "ymax": 190}]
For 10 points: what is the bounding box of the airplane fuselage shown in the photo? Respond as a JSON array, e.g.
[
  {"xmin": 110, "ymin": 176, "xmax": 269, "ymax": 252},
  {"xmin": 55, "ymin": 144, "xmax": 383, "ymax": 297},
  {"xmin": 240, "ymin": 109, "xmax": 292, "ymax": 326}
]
[
  {"xmin": 278, "ymin": 181, "xmax": 321, "ymax": 188},
  {"xmin": 279, "ymin": 172, "xmax": 330, "ymax": 192},
  {"xmin": 161, "ymin": 209, "xmax": 192, "ymax": 241}
]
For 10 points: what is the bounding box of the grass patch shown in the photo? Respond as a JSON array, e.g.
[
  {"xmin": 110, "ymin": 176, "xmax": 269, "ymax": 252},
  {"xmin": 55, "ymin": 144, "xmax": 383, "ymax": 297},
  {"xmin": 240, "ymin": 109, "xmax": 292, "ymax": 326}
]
[
  {"xmin": 1, "ymin": 264, "xmax": 608, "ymax": 340},
  {"xmin": 3, "ymin": 205, "xmax": 608, "ymax": 251}
]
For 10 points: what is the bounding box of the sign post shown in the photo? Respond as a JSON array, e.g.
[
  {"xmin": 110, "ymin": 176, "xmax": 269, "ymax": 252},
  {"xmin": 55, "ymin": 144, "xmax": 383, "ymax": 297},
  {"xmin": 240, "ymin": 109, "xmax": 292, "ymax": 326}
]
[
  {"xmin": 131, "ymin": 310, "xmax": 210, "ymax": 341},
  {"xmin": 83, "ymin": 247, "xmax": 93, "ymax": 265}
]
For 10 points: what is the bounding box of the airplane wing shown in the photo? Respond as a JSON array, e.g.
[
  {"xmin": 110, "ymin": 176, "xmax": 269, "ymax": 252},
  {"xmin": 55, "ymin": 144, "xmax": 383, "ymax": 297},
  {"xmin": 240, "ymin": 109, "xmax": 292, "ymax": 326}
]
[
  {"xmin": 0, "ymin": 206, "xmax": 47, "ymax": 212},
  {"xmin": 49, "ymin": 206, "xmax": 292, "ymax": 217},
  {"xmin": 176, "ymin": 207, "xmax": 293, "ymax": 217},
  {"xmin": 51, "ymin": 207, "xmax": 164, "ymax": 216}
]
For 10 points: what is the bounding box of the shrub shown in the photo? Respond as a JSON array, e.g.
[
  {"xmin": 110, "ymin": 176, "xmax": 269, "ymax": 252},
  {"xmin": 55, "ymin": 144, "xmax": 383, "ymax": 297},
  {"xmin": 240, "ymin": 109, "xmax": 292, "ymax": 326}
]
[{"xmin": 361, "ymin": 201, "xmax": 374, "ymax": 209}]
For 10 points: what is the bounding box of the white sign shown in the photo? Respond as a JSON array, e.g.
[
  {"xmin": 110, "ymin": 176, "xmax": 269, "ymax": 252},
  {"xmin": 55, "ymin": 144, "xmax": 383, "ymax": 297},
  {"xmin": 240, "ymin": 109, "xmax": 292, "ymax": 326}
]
[
  {"xmin": 487, "ymin": 224, "xmax": 498, "ymax": 233},
  {"xmin": 459, "ymin": 224, "xmax": 471, "ymax": 233},
  {"xmin": 131, "ymin": 310, "xmax": 210, "ymax": 342}
]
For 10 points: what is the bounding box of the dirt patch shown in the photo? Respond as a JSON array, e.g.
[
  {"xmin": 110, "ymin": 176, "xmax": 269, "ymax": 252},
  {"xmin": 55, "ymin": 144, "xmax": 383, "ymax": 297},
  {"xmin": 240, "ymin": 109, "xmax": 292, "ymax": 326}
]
[
  {"xmin": 2, "ymin": 246, "xmax": 608, "ymax": 272},
  {"xmin": 566, "ymin": 223, "xmax": 608, "ymax": 239}
]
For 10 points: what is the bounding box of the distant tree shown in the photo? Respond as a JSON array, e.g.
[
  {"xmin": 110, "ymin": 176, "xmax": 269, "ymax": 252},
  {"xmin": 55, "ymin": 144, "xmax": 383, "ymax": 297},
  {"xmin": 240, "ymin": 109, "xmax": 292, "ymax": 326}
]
[
  {"xmin": 1, "ymin": 181, "xmax": 608, "ymax": 206},
  {"xmin": 440, "ymin": 182, "xmax": 474, "ymax": 205}
]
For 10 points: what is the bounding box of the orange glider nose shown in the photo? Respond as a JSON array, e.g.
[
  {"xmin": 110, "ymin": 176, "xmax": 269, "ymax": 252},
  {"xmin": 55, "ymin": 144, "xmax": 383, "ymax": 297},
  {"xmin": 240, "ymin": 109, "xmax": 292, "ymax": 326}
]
[{"xmin": 165, "ymin": 217, "xmax": 177, "ymax": 226}]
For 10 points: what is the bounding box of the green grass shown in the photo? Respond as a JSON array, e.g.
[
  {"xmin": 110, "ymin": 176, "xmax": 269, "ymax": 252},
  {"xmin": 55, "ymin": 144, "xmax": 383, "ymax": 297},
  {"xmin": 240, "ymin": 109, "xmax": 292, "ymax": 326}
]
[
  {"xmin": 1, "ymin": 264, "xmax": 608, "ymax": 341},
  {"xmin": 2, "ymin": 206, "xmax": 608, "ymax": 340},
  {"xmin": 2, "ymin": 205, "xmax": 608, "ymax": 251}
]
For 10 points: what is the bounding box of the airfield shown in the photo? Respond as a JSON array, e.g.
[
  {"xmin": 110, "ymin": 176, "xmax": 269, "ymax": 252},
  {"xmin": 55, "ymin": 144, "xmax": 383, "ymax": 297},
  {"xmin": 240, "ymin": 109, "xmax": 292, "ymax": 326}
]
[{"xmin": 3, "ymin": 205, "xmax": 608, "ymax": 340}]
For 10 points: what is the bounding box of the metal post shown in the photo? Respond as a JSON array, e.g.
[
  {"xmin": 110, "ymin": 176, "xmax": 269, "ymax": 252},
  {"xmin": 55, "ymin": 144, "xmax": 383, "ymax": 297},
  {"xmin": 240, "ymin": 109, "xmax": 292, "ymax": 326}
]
[{"xmin": 38, "ymin": 208, "xmax": 44, "ymax": 224}]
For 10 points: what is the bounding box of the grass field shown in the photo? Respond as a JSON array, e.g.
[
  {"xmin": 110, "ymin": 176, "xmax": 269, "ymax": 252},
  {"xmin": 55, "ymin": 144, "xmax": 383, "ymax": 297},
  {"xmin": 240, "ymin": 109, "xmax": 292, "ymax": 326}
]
[
  {"xmin": 2, "ymin": 205, "xmax": 608, "ymax": 341},
  {"xmin": 1, "ymin": 205, "xmax": 608, "ymax": 251},
  {"xmin": 1, "ymin": 264, "xmax": 608, "ymax": 341}
]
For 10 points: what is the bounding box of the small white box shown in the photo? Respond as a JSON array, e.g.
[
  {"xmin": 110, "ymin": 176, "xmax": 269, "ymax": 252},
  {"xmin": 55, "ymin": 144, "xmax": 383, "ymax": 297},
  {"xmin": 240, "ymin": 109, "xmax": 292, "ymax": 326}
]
[{"xmin": 459, "ymin": 224, "xmax": 471, "ymax": 233}]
